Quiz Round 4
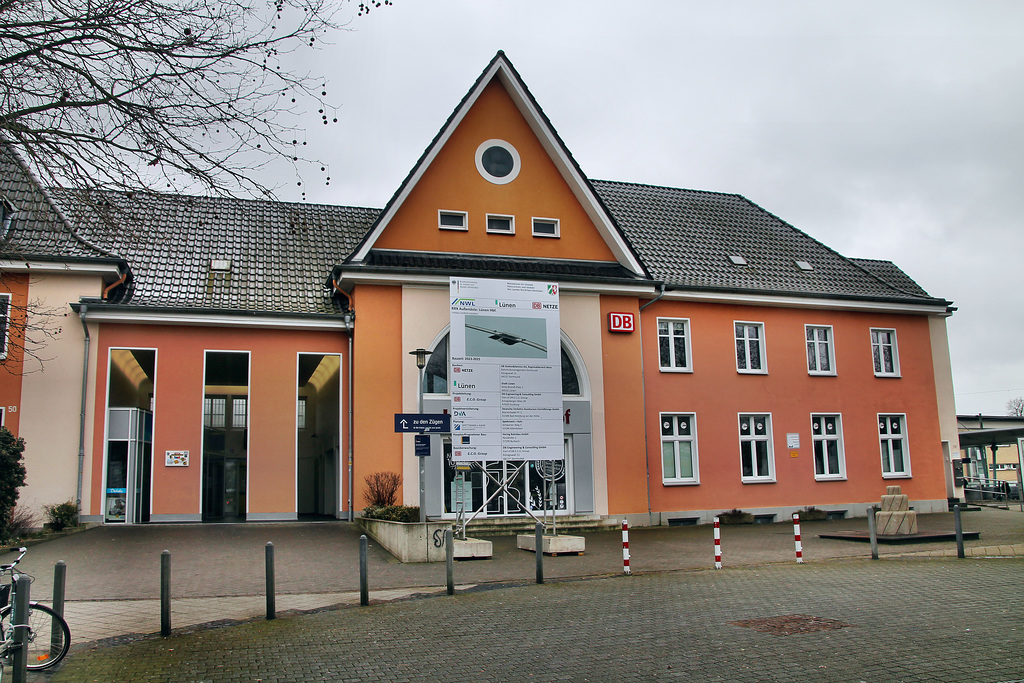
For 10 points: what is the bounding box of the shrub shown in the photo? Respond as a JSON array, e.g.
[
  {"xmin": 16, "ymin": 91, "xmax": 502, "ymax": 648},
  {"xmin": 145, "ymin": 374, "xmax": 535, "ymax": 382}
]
[
  {"xmin": 797, "ymin": 506, "xmax": 828, "ymax": 521},
  {"xmin": 718, "ymin": 508, "xmax": 754, "ymax": 525},
  {"xmin": 364, "ymin": 471, "xmax": 402, "ymax": 507},
  {"xmin": 2, "ymin": 505, "xmax": 37, "ymax": 543},
  {"xmin": 0, "ymin": 428, "xmax": 27, "ymax": 541},
  {"xmin": 44, "ymin": 499, "xmax": 80, "ymax": 531},
  {"xmin": 362, "ymin": 505, "xmax": 421, "ymax": 523}
]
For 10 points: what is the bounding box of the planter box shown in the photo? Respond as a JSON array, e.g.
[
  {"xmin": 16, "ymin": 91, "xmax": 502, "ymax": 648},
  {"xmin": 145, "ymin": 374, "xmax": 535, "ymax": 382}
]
[
  {"xmin": 358, "ymin": 518, "xmax": 452, "ymax": 563},
  {"xmin": 453, "ymin": 537, "xmax": 492, "ymax": 559},
  {"xmin": 517, "ymin": 534, "xmax": 585, "ymax": 555}
]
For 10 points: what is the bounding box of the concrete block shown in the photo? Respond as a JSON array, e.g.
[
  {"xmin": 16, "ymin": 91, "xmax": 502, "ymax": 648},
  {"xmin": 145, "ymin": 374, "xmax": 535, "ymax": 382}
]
[
  {"xmin": 875, "ymin": 511, "xmax": 918, "ymax": 535},
  {"xmin": 358, "ymin": 518, "xmax": 452, "ymax": 562},
  {"xmin": 880, "ymin": 494, "xmax": 910, "ymax": 512},
  {"xmin": 517, "ymin": 534, "xmax": 586, "ymax": 555},
  {"xmin": 886, "ymin": 485, "xmax": 903, "ymax": 496},
  {"xmin": 453, "ymin": 538, "xmax": 492, "ymax": 559}
]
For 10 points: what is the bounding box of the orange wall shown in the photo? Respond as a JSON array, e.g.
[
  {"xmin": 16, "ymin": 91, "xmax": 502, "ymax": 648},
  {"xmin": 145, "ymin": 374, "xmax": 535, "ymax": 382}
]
[
  {"xmin": 90, "ymin": 324, "xmax": 347, "ymax": 517},
  {"xmin": 0, "ymin": 274, "xmax": 27, "ymax": 435},
  {"xmin": 351, "ymin": 285, "xmax": 405, "ymax": 508},
  {"xmin": 600, "ymin": 296, "xmax": 649, "ymax": 514},
  {"xmin": 374, "ymin": 80, "xmax": 617, "ymax": 262},
  {"xmin": 639, "ymin": 300, "xmax": 947, "ymax": 514}
]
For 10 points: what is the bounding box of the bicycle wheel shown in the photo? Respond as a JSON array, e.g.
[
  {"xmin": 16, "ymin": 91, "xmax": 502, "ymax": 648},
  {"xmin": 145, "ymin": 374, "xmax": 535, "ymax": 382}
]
[{"xmin": 0, "ymin": 602, "xmax": 70, "ymax": 670}]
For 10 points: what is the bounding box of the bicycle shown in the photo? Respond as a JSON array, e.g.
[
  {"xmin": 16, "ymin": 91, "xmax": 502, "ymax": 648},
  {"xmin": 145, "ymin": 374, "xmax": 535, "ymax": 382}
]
[{"xmin": 0, "ymin": 548, "xmax": 70, "ymax": 674}]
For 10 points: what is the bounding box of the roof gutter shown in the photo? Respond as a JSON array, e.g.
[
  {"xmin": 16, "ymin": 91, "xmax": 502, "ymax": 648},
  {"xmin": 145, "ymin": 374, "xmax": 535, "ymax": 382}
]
[
  {"xmin": 76, "ymin": 303, "xmax": 90, "ymax": 514},
  {"xmin": 333, "ymin": 278, "xmax": 356, "ymax": 521}
]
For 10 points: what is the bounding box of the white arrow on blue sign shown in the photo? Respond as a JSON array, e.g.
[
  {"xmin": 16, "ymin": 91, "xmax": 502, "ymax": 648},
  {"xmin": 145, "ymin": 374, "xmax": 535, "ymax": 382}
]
[{"xmin": 394, "ymin": 413, "xmax": 451, "ymax": 433}]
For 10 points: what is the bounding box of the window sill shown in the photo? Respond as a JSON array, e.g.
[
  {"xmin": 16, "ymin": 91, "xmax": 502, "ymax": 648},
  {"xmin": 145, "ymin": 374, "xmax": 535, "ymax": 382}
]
[
  {"xmin": 659, "ymin": 367, "xmax": 693, "ymax": 374},
  {"xmin": 814, "ymin": 475, "xmax": 847, "ymax": 482},
  {"xmin": 882, "ymin": 473, "xmax": 912, "ymax": 479},
  {"xmin": 662, "ymin": 480, "xmax": 700, "ymax": 486},
  {"xmin": 808, "ymin": 371, "xmax": 837, "ymax": 377},
  {"xmin": 873, "ymin": 373, "xmax": 901, "ymax": 379},
  {"xmin": 741, "ymin": 477, "xmax": 776, "ymax": 484},
  {"xmin": 736, "ymin": 369, "xmax": 768, "ymax": 375}
]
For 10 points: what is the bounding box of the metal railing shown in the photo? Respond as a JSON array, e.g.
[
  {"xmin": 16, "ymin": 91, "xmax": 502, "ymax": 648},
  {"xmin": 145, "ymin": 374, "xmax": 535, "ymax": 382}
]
[{"xmin": 961, "ymin": 476, "xmax": 1020, "ymax": 506}]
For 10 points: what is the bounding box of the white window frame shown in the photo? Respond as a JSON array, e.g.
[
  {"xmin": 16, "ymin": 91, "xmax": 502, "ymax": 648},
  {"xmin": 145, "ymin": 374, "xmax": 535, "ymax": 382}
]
[
  {"xmin": 738, "ymin": 413, "xmax": 775, "ymax": 482},
  {"xmin": 485, "ymin": 213, "xmax": 515, "ymax": 235},
  {"xmin": 871, "ymin": 328, "xmax": 900, "ymax": 377},
  {"xmin": 438, "ymin": 210, "xmax": 468, "ymax": 231},
  {"xmin": 657, "ymin": 318, "xmax": 692, "ymax": 373},
  {"xmin": 805, "ymin": 325, "xmax": 836, "ymax": 376},
  {"xmin": 531, "ymin": 217, "xmax": 560, "ymax": 238},
  {"xmin": 660, "ymin": 413, "xmax": 699, "ymax": 485},
  {"xmin": 0, "ymin": 293, "xmax": 10, "ymax": 361},
  {"xmin": 878, "ymin": 413, "xmax": 911, "ymax": 478},
  {"xmin": 735, "ymin": 321, "xmax": 767, "ymax": 374},
  {"xmin": 811, "ymin": 413, "xmax": 846, "ymax": 480},
  {"xmin": 475, "ymin": 139, "xmax": 521, "ymax": 185}
]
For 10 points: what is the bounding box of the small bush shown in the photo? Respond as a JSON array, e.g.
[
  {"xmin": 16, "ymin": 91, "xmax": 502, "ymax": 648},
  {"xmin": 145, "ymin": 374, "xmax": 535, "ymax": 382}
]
[
  {"xmin": 362, "ymin": 505, "xmax": 421, "ymax": 523},
  {"xmin": 718, "ymin": 508, "xmax": 754, "ymax": 525},
  {"xmin": 797, "ymin": 506, "xmax": 828, "ymax": 521},
  {"xmin": 364, "ymin": 471, "xmax": 402, "ymax": 507},
  {"xmin": 0, "ymin": 428, "xmax": 27, "ymax": 540},
  {"xmin": 2, "ymin": 505, "xmax": 37, "ymax": 543},
  {"xmin": 44, "ymin": 499, "xmax": 80, "ymax": 531}
]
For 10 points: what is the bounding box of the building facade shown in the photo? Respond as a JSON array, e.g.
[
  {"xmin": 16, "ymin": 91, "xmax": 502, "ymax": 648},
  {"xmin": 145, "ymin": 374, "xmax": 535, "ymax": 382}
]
[{"xmin": 0, "ymin": 53, "xmax": 960, "ymax": 526}]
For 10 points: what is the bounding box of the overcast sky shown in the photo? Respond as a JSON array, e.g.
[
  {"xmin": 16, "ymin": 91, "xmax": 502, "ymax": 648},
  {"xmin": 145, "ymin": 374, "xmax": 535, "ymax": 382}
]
[{"xmin": 273, "ymin": 0, "xmax": 1023, "ymax": 416}]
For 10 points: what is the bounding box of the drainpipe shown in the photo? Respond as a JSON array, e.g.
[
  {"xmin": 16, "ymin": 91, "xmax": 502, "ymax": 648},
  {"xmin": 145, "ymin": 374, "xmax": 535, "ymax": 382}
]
[
  {"xmin": 334, "ymin": 279, "xmax": 355, "ymax": 521},
  {"xmin": 76, "ymin": 304, "xmax": 90, "ymax": 514},
  {"xmin": 638, "ymin": 284, "xmax": 664, "ymax": 526}
]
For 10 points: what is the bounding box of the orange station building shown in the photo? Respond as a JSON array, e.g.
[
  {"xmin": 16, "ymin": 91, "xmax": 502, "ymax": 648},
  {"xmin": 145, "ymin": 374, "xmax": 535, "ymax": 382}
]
[{"xmin": 0, "ymin": 53, "xmax": 960, "ymax": 526}]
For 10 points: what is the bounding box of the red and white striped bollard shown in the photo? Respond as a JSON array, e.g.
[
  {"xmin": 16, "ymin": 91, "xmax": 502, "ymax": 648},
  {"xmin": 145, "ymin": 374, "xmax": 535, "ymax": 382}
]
[
  {"xmin": 713, "ymin": 516, "xmax": 722, "ymax": 569},
  {"xmin": 793, "ymin": 513, "xmax": 804, "ymax": 563},
  {"xmin": 621, "ymin": 520, "xmax": 631, "ymax": 574}
]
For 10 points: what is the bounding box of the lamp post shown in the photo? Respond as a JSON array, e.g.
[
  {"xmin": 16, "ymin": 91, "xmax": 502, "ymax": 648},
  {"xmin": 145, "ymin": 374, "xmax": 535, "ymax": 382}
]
[{"xmin": 410, "ymin": 348, "xmax": 429, "ymax": 523}]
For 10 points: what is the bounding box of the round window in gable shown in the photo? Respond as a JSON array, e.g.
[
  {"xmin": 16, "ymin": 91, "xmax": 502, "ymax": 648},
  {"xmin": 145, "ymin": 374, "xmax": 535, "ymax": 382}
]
[{"xmin": 475, "ymin": 139, "xmax": 521, "ymax": 185}]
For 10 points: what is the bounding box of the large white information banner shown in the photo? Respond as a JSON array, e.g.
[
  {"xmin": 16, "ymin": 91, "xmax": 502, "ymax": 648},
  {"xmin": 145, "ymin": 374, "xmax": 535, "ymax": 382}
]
[{"xmin": 449, "ymin": 277, "xmax": 563, "ymax": 461}]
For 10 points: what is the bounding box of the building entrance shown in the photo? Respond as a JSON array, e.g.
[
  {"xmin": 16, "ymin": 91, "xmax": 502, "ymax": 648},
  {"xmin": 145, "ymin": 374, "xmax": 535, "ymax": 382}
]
[{"xmin": 202, "ymin": 351, "xmax": 249, "ymax": 522}]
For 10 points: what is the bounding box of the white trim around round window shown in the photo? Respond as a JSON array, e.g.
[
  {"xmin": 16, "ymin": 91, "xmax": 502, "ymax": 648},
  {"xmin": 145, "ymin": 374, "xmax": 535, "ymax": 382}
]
[{"xmin": 475, "ymin": 139, "xmax": 521, "ymax": 185}]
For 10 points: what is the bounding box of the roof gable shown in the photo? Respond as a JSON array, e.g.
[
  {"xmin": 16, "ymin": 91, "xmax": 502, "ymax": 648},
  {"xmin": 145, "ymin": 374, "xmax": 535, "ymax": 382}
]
[{"xmin": 348, "ymin": 52, "xmax": 646, "ymax": 276}]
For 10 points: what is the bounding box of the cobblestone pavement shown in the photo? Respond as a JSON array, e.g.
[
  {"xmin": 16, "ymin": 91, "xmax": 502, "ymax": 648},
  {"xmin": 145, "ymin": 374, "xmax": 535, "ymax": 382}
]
[{"xmin": 44, "ymin": 557, "xmax": 1024, "ymax": 683}]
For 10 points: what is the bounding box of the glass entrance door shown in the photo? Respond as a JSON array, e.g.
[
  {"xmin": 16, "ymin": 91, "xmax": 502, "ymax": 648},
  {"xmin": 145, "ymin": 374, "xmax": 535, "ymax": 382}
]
[{"xmin": 443, "ymin": 439, "xmax": 571, "ymax": 517}]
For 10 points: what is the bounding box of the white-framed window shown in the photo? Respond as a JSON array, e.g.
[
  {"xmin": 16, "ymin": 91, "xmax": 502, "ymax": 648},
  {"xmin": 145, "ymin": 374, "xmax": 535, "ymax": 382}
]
[
  {"xmin": 0, "ymin": 293, "xmax": 10, "ymax": 360},
  {"xmin": 657, "ymin": 318, "xmax": 692, "ymax": 372},
  {"xmin": 486, "ymin": 214, "xmax": 515, "ymax": 235},
  {"xmin": 871, "ymin": 328, "xmax": 900, "ymax": 377},
  {"xmin": 438, "ymin": 210, "xmax": 468, "ymax": 231},
  {"xmin": 204, "ymin": 397, "xmax": 226, "ymax": 428},
  {"xmin": 738, "ymin": 413, "xmax": 774, "ymax": 482},
  {"xmin": 878, "ymin": 413, "xmax": 911, "ymax": 477},
  {"xmin": 735, "ymin": 322, "xmax": 766, "ymax": 373},
  {"xmin": 660, "ymin": 413, "xmax": 699, "ymax": 484},
  {"xmin": 532, "ymin": 217, "xmax": 559, "ymax": 238},
  {"xmin": 805, "ymin": 325, "xmax": 836, "ymax": 375},
  {"xmin": 811, "ymin": 414, "xmax": 845, "ymax": 480},
  {"xmin": 232, "ymin": 397, "xmax": 248, "ymax": 429},
  {"xmin": 297, "ymin": 396, "xmax": 308, "ymax": 430}
]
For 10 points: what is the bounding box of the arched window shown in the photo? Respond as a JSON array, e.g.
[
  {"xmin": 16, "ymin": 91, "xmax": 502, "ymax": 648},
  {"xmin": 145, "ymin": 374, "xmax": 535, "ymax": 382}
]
[{"xmin": 423, "ymin": 333, "xmax": 581, "ymax": 396}]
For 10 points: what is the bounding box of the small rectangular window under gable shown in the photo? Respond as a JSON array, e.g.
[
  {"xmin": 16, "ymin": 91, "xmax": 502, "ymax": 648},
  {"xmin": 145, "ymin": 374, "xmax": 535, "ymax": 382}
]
[
  {"xmin": 532, "ymin": 217, "xmax": 559, "ymax": 238},
  {"xmin": 438, "ymin": 210, "xmax": 468, "ymax": 231},
  {"xmin": 486, "ymin": 214, "xmax": 514, "ymax": 234}
]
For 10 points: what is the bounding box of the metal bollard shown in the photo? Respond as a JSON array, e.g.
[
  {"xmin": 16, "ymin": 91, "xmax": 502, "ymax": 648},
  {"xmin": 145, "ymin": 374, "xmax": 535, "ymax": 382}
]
[
  {"xmin": 265, "ymin": 542, "xmax": 276, "ymax": 620},
  {"xmin": 867, "ymin": 507, "xmax": 879, "ymax": 560},
  {"xmin": 535, "ymin": 522, "xmax": 544, "ymax": 584},
  {"xmin": 954, "ymin": 504, "xmax": 965, "ymax": 559},
  {"xmin": 160, "ymin": 550, "xmax": 171, "ymax": 636},
  {"xmin": 359, "ymin": 535, "xmax": 369, "ymax": 606},
  {"xmin": 445, "ymin": 529, "xmax": 454, "ymax": 596},
  {"xmin": 52, "ymin": 561, "xmax": 67, "ymax": 655},
  {"xmin": 11, "ymin": 574, "xmax": 30, "ymax": 683}
]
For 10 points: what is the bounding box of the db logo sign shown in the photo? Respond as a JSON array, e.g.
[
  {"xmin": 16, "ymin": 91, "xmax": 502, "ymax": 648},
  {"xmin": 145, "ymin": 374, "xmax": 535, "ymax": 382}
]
[{"xmin": 608, "ymin": 312, "xmax": 635, "ymax": 333}]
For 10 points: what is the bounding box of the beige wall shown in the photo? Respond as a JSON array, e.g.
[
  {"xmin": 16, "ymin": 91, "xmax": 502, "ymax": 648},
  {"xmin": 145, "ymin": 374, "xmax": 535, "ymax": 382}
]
[
  {"xmin": 400, "ymin": 284, "xmax": 608, "ymax": 512},
  {"xmin": 929, "ymin": 315, "xmax": 960, "ymax": 497},
  {"xmin": 19, "ymin": 273, "xmax": 104, "ymax": 516}
]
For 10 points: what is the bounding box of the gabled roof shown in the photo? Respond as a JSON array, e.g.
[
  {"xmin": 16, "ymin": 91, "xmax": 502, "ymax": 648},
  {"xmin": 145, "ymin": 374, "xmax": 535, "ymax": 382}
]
[
  {"xmin": 56, "ymin": 190, "xmax": 377, "ymax": 316},
  {"xmin": 347, "ymin": 51, "xmax": 647, "ymax": 277},
  {"xmin": 593, "ymin": 180, "xmax": 949, "ymax": 307},
  {"xmin": 0, "ymin": 141, "xmax": 123, "ymax": 267}
]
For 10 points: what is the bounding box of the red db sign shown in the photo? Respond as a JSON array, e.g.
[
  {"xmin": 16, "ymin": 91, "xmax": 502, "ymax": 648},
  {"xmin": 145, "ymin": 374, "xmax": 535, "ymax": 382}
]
[{"xmin": 608, "ymin": 312, "xmax": 635, "ymax": 333}]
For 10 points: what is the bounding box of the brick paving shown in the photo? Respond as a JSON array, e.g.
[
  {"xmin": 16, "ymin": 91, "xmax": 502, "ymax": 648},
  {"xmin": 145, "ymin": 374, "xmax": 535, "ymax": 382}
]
[
  {"xmin": 7, "ymin": 506, "xmax": 1023, "ymax": 681},
  {"xmin": 46, "ymin": 558, "xmax": 1024, "ymax": 682}
]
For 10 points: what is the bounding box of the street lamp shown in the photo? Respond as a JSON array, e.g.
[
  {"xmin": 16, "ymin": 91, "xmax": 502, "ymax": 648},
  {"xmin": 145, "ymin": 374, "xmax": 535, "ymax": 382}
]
[{"xmin": 409, "ymin": 348, "xmax": 429, "ymax": 523}]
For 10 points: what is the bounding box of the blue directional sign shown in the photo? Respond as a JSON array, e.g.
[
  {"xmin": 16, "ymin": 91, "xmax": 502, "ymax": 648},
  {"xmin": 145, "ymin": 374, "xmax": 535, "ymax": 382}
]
[{"xmin": 394, "ymin": 413, "xmax": 451, "ymax": 433}]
